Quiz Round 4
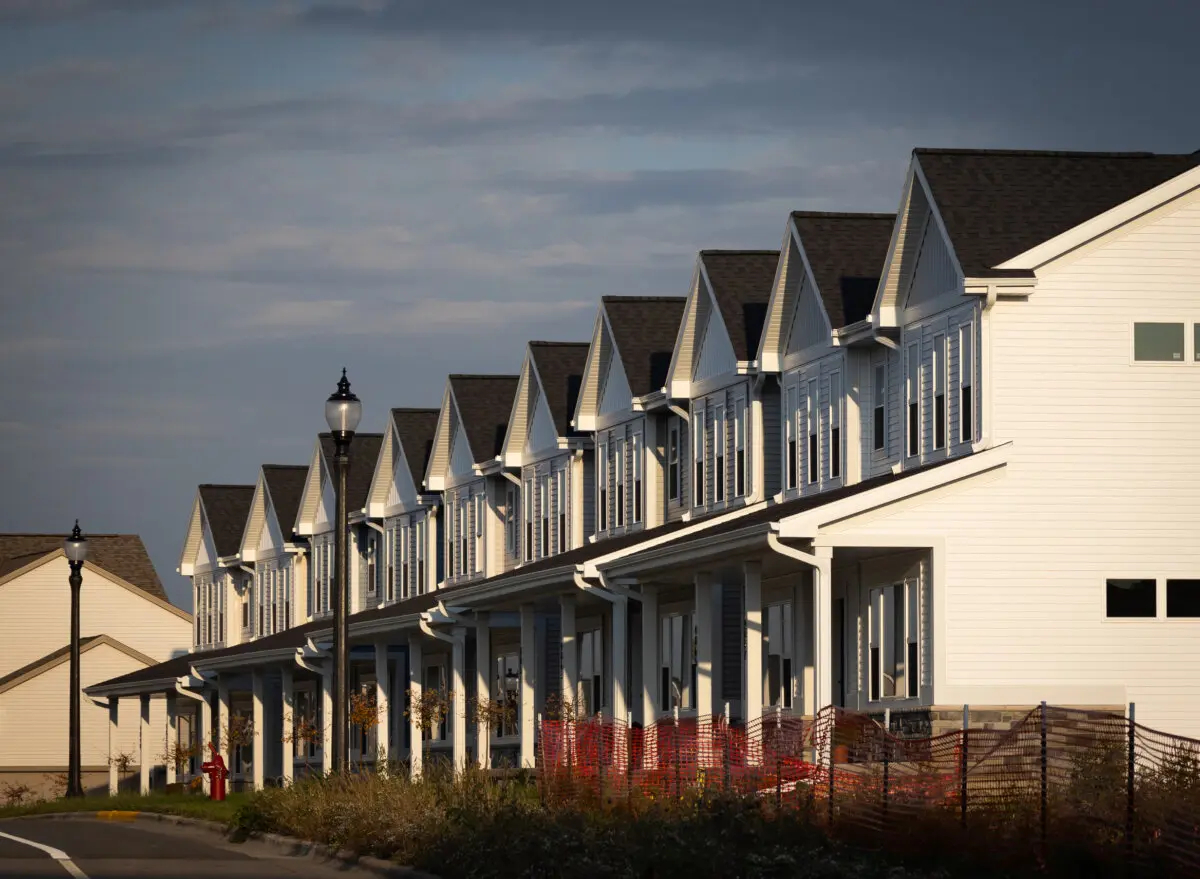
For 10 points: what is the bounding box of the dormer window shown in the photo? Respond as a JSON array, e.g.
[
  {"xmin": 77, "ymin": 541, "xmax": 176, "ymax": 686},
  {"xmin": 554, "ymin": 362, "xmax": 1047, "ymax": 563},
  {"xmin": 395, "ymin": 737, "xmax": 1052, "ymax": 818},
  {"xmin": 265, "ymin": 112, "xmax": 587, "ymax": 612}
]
[
  {"xmin": 784, "ymin": 384, "xmax": 798, "ymax": 490},
  {"xmin": 959, "ymin": 326, "xmax": 974, "ymax": 444},
  {"xmin": 631, "ymin": 433, "xmax": 643, "ymax": 523},
  {"xmin": 828, "ymin": 372, "xmax": 842, "ymax": 479},
  {"xmin": 596, "ymin": 441, "xmax": 608, "ymax": 531},
  {"xmin": 733, "ymin": 398, "xmax": 746, "ymax": 498},
  {"xmin": 906, "ymin": 344, "xmax": 920, "ymax": 458},
  {"xmin": 933, "ymin": 334, "xmax": 946, "ymax": 450},
  {"xmin": 693, "ymin": 406, "xmax": 705, "ymax": 507},
  {"xmin": 806, "ymin": 379, "xmax": 818, "ymax": 485},
  {"xmin": 712, "ymin": 405, "xmax": 726, "ymax": 504}
]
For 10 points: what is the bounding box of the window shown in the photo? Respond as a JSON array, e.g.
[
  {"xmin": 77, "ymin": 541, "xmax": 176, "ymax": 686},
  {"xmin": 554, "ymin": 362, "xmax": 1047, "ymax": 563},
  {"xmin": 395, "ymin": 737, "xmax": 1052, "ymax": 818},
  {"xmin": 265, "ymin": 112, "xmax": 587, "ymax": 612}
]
[
  {"xmin": 399, "ymin": 523, "xmax": 409, "ymax": 600},
  {"xmin": 578, "ymin": 629, "xmax": 604, "ymax": 716},
  {"xmin": 660, "ymin": 613, "xmax": 695, "ymax": 712},
  {"xmin": 828, "ymin": 372, "xmax": 842, "ymax": 479},
  {"xmin": 667, "ymin": 419, "xmax": 681, "ymax": 502},
  {"xmin": 322, "ymin": 540, "xmax": 330, "ymax": 613},
  {"xmin": 366, "ymin": 534, "xmax": 377, "ymax": 595},
  {"xmin": 765, "ymin": 603, "xmax": 793, "ymax": 710},
  {"xmin": 959, "ymin": 326, "xmax": 974, "ymax": 444},
  {"xmin": 1196, "ymin": 324, "xmax": 1200, "ymax": 362},
  {"xmin": 693, "ymin": 408, "xmax": 705, "ymax": 506},
  {"xmin": 1133, "ymin": 322, "xmax": 1184, "ymax": 362},
  {"xmin": 505, "ymin": 484, "xmax": 518, "ymax": 557},
  {"xmin": 632, "ymin": 433, "xmax": 643, "ymax": 522},
  {"xmin": 524, "ymin": 478, "xmax": 534, "ymax": 561},
  {"xmin": 873, "ymin": 363, "xmax": 887, "ymax": 453},
  {"xmin": 493, "ymin": 652, "xmax": 520, "ymax": 738},
  {"xmin": 933, "ymin": 334, "xmax": 946, "ymax": 450},
  {"xmin": 242, "ymin": 592, "xmax": 249, "ymax": 630},
  {"xmin": 733, "ymin": 398, "xmax": 746, "ymax": 497},
  {"xmin": 806, "ymin": 379, "xmax": 818, "ymax": 485},
  {"xmin": 306, "ymin": 549, "xmax": 314, "ymax": 617},
  {"xmin": 906, "ymin": 344, "xmax": 920, "ymax": 457},
  {"xmin": 1167, "ymin": 580, "xmax": 1200, "ymax": 618},
  {"xmin": 785, "ymin": 384, "xmax": 798, "ymax": 489},
  {"xmin": 270, "ymin": 569, "xmax": 278, "ymax": 634},
  {"xmin": 597, "ymin": 442, "xmax": 608, "ymax": 531},
  {"xmin": 1106, "ymin": 579, "xmax": 1156, "ymax": 618},
  {"xmin": 539, "ymin": 475, "xmax": 550, "ymax": 558},
  {"xmin": 712, "ymin": 405, "xmax": 726, "ymax": 503},
  {"xmin": 258, "ymin": 571, "xmax": 265, "ymax": 635},
  {"xmin": 614, "ymin": 439, "xmax": 626, "ymax": 527},
  {"xmin": 459, "ymin": 496, "xmax": 469, "ymax": 576},
  {"xmin": 474, "ymin": 493, "xmax": 484, "ymax": 574},
  {"xmin": 387, "ymin": 528, "xmax": 396, "ymax": 602},
  {"xmin": 415, "ymin": 520, "xmax": 425, "ymax": 594},
  {"xmin": 555, "ymin": 469, "xmax": 567, "ymax": 551},
  {"xmin": 869, "ymin": 582, "xmax": 919, "ymax": 700},
  {"xmin": 282, "ymin": 568, "xmax": 290, "ymax": 628}
]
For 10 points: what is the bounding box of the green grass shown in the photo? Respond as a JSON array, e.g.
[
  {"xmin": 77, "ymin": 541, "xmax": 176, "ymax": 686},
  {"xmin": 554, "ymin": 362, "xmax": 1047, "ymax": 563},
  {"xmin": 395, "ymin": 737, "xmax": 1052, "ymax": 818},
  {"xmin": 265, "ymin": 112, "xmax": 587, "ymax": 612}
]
[{"xmin": 0, "ymin": 791, "xmax": 247, "ymax": 824}]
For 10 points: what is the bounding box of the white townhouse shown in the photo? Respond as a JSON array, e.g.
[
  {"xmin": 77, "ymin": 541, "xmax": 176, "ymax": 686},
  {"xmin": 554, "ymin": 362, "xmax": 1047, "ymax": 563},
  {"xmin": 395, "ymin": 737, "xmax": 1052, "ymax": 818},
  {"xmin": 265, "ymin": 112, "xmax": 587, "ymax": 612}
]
[
  {"xmin": 180, "ymin": 484, "xmax": 255, "ymax": 652},
  {"xmin": 91, "ymin": 145, "xmax": 1200, "ymax": 786},
  {"xmin": 238, "ymin": 466, "xmax": 309, "ymax": 644}
]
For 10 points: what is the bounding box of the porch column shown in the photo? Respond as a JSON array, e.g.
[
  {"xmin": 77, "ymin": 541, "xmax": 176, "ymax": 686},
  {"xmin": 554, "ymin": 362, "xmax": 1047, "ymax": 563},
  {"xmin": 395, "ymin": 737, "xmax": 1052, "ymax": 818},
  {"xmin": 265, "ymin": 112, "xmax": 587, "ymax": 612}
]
[
  {"xmin": 217, "ymin": 678, "xmax": 232, "ymax": 772},
  {"xmin": 107, "ymin": 698, "xmax": 119, "ymax": 795},
  {"xmin": 519, "ymin": 603, "xmax": 536, "ymax": 769},
  {"xmin": 138, "ymin": 694, "xmax": 151, "ymax": 795},
  {"xmin": 374, "ymin": 642, "xmax": 390, "ymax": 766},
  {"xmin": 641, "ymin": 584, "xmax": 659, "ymax": 769},
  {"xmin": 560, "ymin": 594, "xmax": 577, "ymax": 711},
  {"xmin": 611, "ymin": 594, "xmax": 628, "ymax": 725},
  {"xmin": 407, "ymin": 634, "xmax": 423, "ymax": 778},
  {"xmin": 475, "ymin": 613, "xmax": 491, "ymax": 769},
  {"xmin": 694, "ymin": 571, "xmax": 714, "ymax": 720},
  {"xmin": 198, "ymin": 692, "xmax": 212, "ymax": 793},
  {"xmin": 251, "ymin": 669, "xmax": 265, "ymax": 790},
  {"xmin": 280, "ymin": 667, "xmax": 295, "ymax": 786},
  {"xmin": 320, "ymin": 666, "xmax": 333, "ymax": 773},
  {"xmin": 794, "ymin": 574, "xmax": 813, "ymax": 715},
  {"xmin": 165, "ymin": 694, "xmax": 178, "ymax": 785},
  {"xmin": 813, "ymin": 546, "xmax": 834, "ymax": 715},
  {"xmin": 451, "ymin": 626, "xmax": 468, "ymax": 773},
  {"xmin": 744, "ymin": 561, "xmax": 763, "ymax": 746}
]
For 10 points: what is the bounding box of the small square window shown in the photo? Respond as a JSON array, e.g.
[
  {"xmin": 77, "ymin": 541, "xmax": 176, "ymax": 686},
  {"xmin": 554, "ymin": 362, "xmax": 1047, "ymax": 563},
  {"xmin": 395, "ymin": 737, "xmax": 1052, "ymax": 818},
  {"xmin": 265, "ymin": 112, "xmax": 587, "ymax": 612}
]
[
  {"xmin": 1106, "ymin": 579, "xmax": 1156, "ymax": 618},
  {"xmin": 1133, "ymin": 323, "xmax": 1184, "ymax": 362},
  {"xmin": 1167, "ymin": 579, "xmax": 1200, "ymax": 618},
  {"xmin": 1194, "ymin": 324, "xmax": 1200, "ymax": 362}
]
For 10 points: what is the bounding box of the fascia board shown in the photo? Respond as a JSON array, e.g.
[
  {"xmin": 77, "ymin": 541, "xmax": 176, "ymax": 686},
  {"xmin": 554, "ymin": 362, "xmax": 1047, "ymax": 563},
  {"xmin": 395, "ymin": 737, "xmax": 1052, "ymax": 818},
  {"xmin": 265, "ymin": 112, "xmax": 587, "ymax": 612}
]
[
  {"xmin": 84, "ymin": 676, "xmax": 182, "ymax": 699},
  {"xmin": 664, "ymin": 261, "xmax": 702, "ymax": 397},
  {"xmin": 599, "ymin": 523, "xmax": 771, "ymax": 578},
  {"xmin": 191, "ymin": 646, "xmax": 301, "ymax": 673},
  {"xmin": 757, "ymin": 218, "xmax": 800, "ymax": 372},
  {"xmin": 870, "ymin": 160, "xmax": 918, "ymax": 328}
]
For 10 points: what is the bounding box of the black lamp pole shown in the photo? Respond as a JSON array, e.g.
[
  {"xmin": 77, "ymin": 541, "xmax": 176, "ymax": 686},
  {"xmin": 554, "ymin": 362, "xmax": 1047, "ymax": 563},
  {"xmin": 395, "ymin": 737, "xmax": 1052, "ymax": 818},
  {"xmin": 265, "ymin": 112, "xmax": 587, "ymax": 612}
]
[
  {"xmin": 325, "ymin": 369, "xmax": 361, "ymax": 774},
  {"xmin": 64, "ymin": 521, "xmax": 88, "ymax": 798}
]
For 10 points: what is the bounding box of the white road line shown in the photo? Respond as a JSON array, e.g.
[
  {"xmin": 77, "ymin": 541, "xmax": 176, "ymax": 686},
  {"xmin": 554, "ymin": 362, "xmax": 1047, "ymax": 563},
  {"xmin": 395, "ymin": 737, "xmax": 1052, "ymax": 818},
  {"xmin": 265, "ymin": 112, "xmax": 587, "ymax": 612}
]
[{"xmin": 0, "ymin": 829, "xmax": 90, "ymax": 878}]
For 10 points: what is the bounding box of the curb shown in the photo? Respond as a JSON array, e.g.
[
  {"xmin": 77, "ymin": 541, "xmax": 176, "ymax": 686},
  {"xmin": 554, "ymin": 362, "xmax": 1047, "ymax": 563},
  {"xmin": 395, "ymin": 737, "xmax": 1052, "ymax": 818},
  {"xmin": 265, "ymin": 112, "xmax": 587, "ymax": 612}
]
[{"xmin": 7, "ymin": 810, "xmax": 438, "ymax": 879}]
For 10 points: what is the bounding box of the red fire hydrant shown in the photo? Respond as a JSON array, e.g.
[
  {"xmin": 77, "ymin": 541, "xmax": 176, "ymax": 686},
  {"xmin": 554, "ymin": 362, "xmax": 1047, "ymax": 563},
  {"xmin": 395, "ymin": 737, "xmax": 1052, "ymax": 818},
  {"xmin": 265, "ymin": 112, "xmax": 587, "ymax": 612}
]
[{"xmin": 201, "ymin": 742, "xmax": 229, "ymax": 801}]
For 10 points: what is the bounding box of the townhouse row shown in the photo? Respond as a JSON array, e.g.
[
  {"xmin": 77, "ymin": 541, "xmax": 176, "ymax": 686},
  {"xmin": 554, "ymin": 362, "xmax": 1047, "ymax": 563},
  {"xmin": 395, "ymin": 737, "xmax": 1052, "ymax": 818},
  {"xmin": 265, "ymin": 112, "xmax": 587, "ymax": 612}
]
[{"xmin": 88, "ymin": 146, "xmax": 1200, "ymax": 791}]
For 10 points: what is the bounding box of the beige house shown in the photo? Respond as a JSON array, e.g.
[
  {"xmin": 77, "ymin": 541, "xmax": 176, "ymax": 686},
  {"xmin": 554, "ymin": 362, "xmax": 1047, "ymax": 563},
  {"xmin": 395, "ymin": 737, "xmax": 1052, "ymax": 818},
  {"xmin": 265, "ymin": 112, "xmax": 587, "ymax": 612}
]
[{"xmin": 0, "ymin": 534, "xmax": 191, "ymax": 797}]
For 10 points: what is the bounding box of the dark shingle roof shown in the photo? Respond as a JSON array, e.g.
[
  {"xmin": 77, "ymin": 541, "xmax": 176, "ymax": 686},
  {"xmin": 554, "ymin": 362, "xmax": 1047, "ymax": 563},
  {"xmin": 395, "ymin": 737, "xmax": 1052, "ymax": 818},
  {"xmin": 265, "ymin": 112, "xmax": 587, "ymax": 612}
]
[
  {"xmin": 391, "ymin": 409, "xmax": 440, "ymax": 490},
  {"xmin": 0, "ymin": 534, "xmax": 167, "ymax": 601},
  {"xmin": 198, "ymin": 485, "xmax": 255, "ymax": 558},
  {"xmin": 699, "ymin": 250, "xmax": 779, "ymax": 360},
  {"xmin": 528, "ymin": 342, "xmax": 589, "ymax": 437},
  {"xmin": 449, "ymin": 375, "xmax": 520, "ymax": 463},
  {"xmin": 262, "ymin": 466, "xmax": 308, "ymax": 541},
  {"xmin": 318, "ymin": 433, "xmax": 384, "ymax": 512},
  {"xmin": 791, "ymin": 212, "xmax": 896, "ymax": 328},
  {"xmin": 915, "ymin": 148, "xmax": 1200, "ymax": 276},
  {"xmin": 602, "ymin": 296, "xmax": 687, "ymax": 396}
]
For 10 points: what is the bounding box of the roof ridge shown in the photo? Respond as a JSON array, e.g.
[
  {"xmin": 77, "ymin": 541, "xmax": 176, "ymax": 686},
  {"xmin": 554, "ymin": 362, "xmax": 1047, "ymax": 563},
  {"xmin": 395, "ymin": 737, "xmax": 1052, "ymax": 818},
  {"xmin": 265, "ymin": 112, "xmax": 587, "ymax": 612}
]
[
  {"xmin": 791, "ymin": 211, "xmax": 896, "ymax": 220},
  {"xmin": 528, "ymin": 340, "xmax": 590, "ymax": 347},
  {"xmin": 199, "ymin": 483, "xmax": 254, "ymax": 489},
  {"xmin": 602, "ymin": 295, "xmax": 687, "ymax": 303},
  {"xmin": 448, "ymin": 373, "xmax": 520, "ymax": 380},
  {"xmin": 390, "ymin": 407, "xmax": 440, "ymax": 414},
  {"xmin": 914, "ymin": 147, "xmax": 1183, "ymax": 159},
  {"xmin": 700, "ymin": 249, "xmax": 779, "ymax": 256},
  {"xmin": 317, "ymin": 431, "xmax": 385, "ymax": 438},
  {"xmin": 262, "ymin": 464, "xmax": 308, "ymax": 471}
]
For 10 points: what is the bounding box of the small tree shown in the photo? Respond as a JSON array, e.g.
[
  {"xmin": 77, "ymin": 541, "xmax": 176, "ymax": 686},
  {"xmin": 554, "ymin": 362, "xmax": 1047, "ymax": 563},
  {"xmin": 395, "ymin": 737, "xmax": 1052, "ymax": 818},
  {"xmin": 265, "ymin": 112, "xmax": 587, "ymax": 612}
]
[
  {"xmin": 404, "ymin": 687, "xmax": 453, "ymax": 768},
  {"xmin": 2, "ymin": 782, "xmax": 33, "ymax": 807},
  {"xmin": 109, "ymin": 750, "xmax": 136, "ymax": 791},
  {"xmin": 349, "ymin": 690, "xmax": 380, "ymax": 772},
  {"xmin": 222, "ymin": 715, "xmax": 256, "ymax": 783},
  {"xmin": 283, "ymin": 713, "xmax": 321, "ymax": 778},
  {"xmin": 471, "ymin": 694, "xmax": 518, "ymax": 738},
  {"xmin": 161, "ymin": 740, "xmax": 199, "ymax": 781}
]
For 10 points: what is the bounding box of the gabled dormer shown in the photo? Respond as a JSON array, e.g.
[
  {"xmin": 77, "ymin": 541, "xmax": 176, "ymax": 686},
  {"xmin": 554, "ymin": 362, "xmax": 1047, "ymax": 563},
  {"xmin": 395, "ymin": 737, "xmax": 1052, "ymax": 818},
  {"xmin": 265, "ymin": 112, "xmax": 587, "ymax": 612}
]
[
  {"xmin": 178, "ymin": 484, "xmax": 253, "ymax": 651},
  {"xmin": 759, "ymin": 212, "xmax": 894, "ymax": 494},
  {"xmin": 664, "ymin": 251, "xmax": 778, "ymax": 518},
  {"xmin": 235, "ymin": 464, "xmax": 307, "ymax": 642},
  {"xmin": 425, "ymin": 375, "xmax": 519, "ymax": 585},
  {"xmin": 501, "ymin": 342, "xmax": 588, "ymax": 565},
  {"xmin": 362, "ymin": 408, "xmax": 441, "ymax": 604}
]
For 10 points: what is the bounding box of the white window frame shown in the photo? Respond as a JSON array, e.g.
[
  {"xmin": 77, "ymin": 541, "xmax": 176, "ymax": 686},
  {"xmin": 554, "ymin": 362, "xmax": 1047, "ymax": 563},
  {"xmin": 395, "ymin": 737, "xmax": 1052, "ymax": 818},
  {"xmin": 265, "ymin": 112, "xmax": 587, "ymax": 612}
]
[
  {"xmin": 474, "ymin": 492, "xmax": 484, "ymax": 574},
  {"xmin": 505, "ymin": 483, "xmax": 518, "ymax": 557},
  {"xmin": 932, "ymin": 333, "xmax": 947, "ymax": 451},
  {"xmin": 712, "ymin": 404, "xmax": 726, "ymax": 504},
  {"xmin": 806, "ymin": 378, "xmax": 819, "ymax": 486},
  {"xmin": 493, "ymin": 650, "xmax": 521, "ymax": 739},
  {"xmin": 631, "ymin": 432, "xmax": 643, "ymax": 523},
  {"xmin": 596, "ymin": 440, "xmax": 609, "ymax": 532},
  {"xmin": 660, "ymin": 610, "xmax": 696, "ymax": 713},
  {"xmin": 827, "ymin": 371, "xmax": 842, "ymax": 480},
  {"xmin": 1129, "ymin": 319, "xmax": 1190, "ymax": 365},
  {"xmin": 872, "ymin": 360, "xmax": 888, "ymax": 455},
  {"xmin": 906, "ymin": 343, "xmax": 920, "ymax": 459},
  {"xmin": 415, "ymin": 519, "xmax": 425, "ymax": 595},
  {"xmin": 539, "ymin": 473, "xmax": 550, "ymax": 559},
  {"xmin": 578, "ymin": 627, "xmax": 605, "ymax": 716},
  {"xmin": 554, "ymin": 467, "xmax": 567, "ymax": 552},
  {"xmin": 784, "ymin": 381, "xmax": 798, "ymax": 490},
  {"xmin": 366, "ymin": 533, "xmax": 377, "ymax": 596},
  {"xmin": 693, "ymin": 405, "xmax": 706, "ymax": 507},
  {"xmin": 765, "ymin": 601, "xmax": 793, "ymax": 711},
  {"xmin": 959, "ymin": 323, "xmax": 974, "ymax": 445},
  {"xmin": 867, "ymin": 580, "xmax": 920, "ymax": 703},
  {"xmin": 733, "ymin": 396, "xmax": 747, "ymax": 498},
  {"xmin": 667, "ymin": 419, "xmax": 681, "ymax": 503}
]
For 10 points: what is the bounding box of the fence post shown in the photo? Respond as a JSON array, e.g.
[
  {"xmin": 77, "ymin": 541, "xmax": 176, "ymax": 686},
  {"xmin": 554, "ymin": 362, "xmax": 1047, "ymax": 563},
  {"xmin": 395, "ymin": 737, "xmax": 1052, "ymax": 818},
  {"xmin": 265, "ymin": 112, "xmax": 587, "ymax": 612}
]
[
  {"xmin": 1040, "ymin": 701, "xmax": 1048, "ymax": 858},
  {"xmin": 960, "ymin": 704, "xmax": 969, "ymax": 828},
  {"xmin": 1126, "ymin": 702, "xmax": 1136, "ymax": 870}
]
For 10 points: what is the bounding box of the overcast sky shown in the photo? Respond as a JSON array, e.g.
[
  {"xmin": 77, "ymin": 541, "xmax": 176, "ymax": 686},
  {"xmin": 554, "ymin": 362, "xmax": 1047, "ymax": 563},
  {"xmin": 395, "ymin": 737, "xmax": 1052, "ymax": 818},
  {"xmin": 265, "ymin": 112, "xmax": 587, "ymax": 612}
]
[{"xmin": 1, "ymin": 0, "xmax": 1197, "ymax": 609}]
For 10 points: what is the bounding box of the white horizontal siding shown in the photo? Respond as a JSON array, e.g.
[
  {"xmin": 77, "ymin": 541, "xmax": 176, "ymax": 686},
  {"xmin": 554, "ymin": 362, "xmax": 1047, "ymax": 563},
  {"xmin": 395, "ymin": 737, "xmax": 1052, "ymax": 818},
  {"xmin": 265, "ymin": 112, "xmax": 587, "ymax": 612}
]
[{"xmin": 827, "ymin": 191, "xmax": 1200, "ymax": 736}]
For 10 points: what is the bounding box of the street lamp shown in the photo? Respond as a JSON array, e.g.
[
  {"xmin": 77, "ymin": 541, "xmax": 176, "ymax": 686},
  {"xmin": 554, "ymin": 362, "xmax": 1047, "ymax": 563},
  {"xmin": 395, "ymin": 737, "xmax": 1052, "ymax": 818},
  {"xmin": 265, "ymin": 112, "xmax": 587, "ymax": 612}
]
[
  {"xmin": 324, "ymin": 368, "xmax": 361, "ymax": 774},
  {"xmin": 64, "ymin": 520, "xmax": 88, "ymax": 798}
]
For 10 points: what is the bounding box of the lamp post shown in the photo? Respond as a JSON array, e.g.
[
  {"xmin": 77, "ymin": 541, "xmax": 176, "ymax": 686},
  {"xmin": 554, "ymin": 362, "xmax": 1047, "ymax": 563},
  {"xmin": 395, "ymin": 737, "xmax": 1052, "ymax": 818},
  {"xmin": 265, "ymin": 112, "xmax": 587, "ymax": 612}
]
[
  {"xmin": 325, "ymin": 368, "xmax": 361, "ymax": 774},
  {"xmin": 64, "ymin": 521, "xmax": 89, "ymax": 798}
]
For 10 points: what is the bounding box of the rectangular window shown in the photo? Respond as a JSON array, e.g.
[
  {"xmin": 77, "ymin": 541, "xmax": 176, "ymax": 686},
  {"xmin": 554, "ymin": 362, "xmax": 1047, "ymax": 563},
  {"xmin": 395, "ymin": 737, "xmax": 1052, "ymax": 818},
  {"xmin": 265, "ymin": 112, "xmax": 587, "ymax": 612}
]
[
  {"xmin": 597, "ymin": 442, "xmax": 608, "ymax": 531},
  {"xmin": 578, "ymin": 628, "xmax": 604, "ymax": 716},
  {"xmin": 733, "ymin": 398, "xmax": 747, "ymax": 497},
  {"xmin": 539, "ymin": 475, "xmax": 550, "ymax": 558},
  {"xmin": 667, "ymin": 421, "xmax": 681, "ymax": 502},
  {"xmin": 660, "ymin": 612, "xmax": 695, "ymax": 712},
  {"xmin": 366, "ymin": 534, "xmax": 376, "ymax": 595},
  {"xmin": 415, "ymin": 521, "xmax": 425, "ymax": 594},
  {"xmin": 1167, "ymin": 580, "xmax": 1200, "ymax": 618},
  {"xmin": 1134, "ymin": 322, "xmax": 1185, "ymax": 362},
  {"xmin": 828, "ymin": 372, "xmax": 842, "ymax": 479},
  {"xmin": 524, "ymin": 479, "xmax": 534, "ymax": 561},
  {"xmin": 399, "ymin": 524, "xmax": 409, "ymax": 600},
  {"xmin": 712, "ymin": 405, "xmax": 725, "ymax": 503},
  {"xmin": 693, "ymin": 409, "xmax": 705, "ymax": 506},
  {"xmin": 387, "ymin": 528, "xmax": 396, "ymax": 602},
  {"xmin": 460, "ymin": 496, "xmax": 470, "ymax": 576},
  {"xmin": 1106, "ymin": 579, "xmax": 1156, "ymax": 618},
  {"xmin": 873, "ymin": 363, "xmax": 887, "ymax": 452},
  {"xmin": 505, "ymin": 484, "xmax": 518, "ymax": 557},
  {"xmin": 242, "ymin": 591, "xmax": 249, "ymax": 630},
  {"xmin": 933, "ymin": 334, "xmax": 946, "ymax": 450},
  {"xmin": 494, "ymin": 652, "xmax": 520, "ymax": 738},
  {"xmin": 765, "ymin": 602, "xmax": 793, "ymax": 710},
  {"xmin": 632, "ymin": 433, "xmax": 643, "ymax": 523},
  {"xmin": 322, "ymin": 542, "xmax": 330, "ymax": 614},
  {"xmin": 906, "ymin": 344, "xmax": 920, "ymax": 457},
  {"xmin": 614, "ymin": 438, "xmax": 626, "ymax": 527},
  {"xmin": 869, "ymin": 582, "xmax": 919, "ymax": 701},
  {"xmin": 806, "ymin": 379, "xmax": 818, "ymax": 485},
  {"xmin": 474, "ymin": 493, "xmax": 484, "ymax": 574},
  {"xmin": 785, "ymin": 384, "xmax": 798, "ymax": 489},
  {"xmin": 959, "ymin": 326, "xmax": 974, "ymax": 444},
  {"xmin": 555, "ymin": 469, "xmax": 567, "ymax": 551}
]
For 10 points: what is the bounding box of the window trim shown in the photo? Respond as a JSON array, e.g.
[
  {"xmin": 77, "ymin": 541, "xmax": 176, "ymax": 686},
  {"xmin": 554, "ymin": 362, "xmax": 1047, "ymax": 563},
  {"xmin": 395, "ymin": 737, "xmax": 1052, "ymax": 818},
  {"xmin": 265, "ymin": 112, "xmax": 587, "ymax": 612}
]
[
  {"xmin": 805, "ymin": 378, "xmax": 819, "ymax": 486},
  {"xmin": 827, "ymin": 371, "xmax": 842, "ymax": 480},
  {"xmin": 692, "ymin": 404, "xmax": 706, "ymax": 507},
  {"xmin": 712, "ymin": 404, "xmax": 726, "ymax": 504},
  {"xmin": 631, "ymin": 432, "xmax": 643, "ymax": 523},
  {"xmin": 733, "ymin": 396, "xmax": 747, "ymax": 498},
  {"xmin": 932, "ymin": 333, "xmax": 946, "ymax": 451},
  {"xmin": 667, "ymin": 420, "xmax": 681, "ymax": 503},
  {"xmin": 872, "ymin": 360, "xmax": 887, "ymax": 455},
  {"xmin": 905, "ymin": 342, "xmax": 921, "ymax": 459},
  {"xmin": 784, "ymin": 381, "xmax": 798, "ymax": 490},
  {"xmin": 1130, "ymin": 319, "xmax": 1189, "ymax": 365},
  {"xmin": 958, "ymin": 324, "xmax": 974, "ymax": 445}
]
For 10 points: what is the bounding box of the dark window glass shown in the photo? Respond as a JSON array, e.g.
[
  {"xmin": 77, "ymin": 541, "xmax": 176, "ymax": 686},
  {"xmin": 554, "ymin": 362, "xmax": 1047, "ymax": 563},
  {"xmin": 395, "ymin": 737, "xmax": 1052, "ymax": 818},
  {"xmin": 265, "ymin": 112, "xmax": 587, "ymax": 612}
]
[
  {"xmin": 1134, "ymin": 322, "xmax": 1184, "ymax": 362},
  {"xmin": 870, "ymin": 647, "xmax": 880, "ymax": 702},
  {"xmin": 873, "ymin": 406, "xmax": 885, "ymax": 451},
  {"xmin": 735, "ymin": 450, "xmax": 745, "ymax": 496},
  {"xmin": 807, "ymin": 434, "xmax": 817, "ymax": 484},
  {"xmin": 1167, "ymin": 580, "xmax": 1200, "ymax": 618},
  {"xmin": 831, "ymin": 427, "xmax": 841, "ymax": 478},
  {"xmin": 1106, "ymin": 579, "xmax": 1156, "ymax": 618},
  {"xmin": 934, "ymin": 395, "xmax": 946, "ymax": 449},
  {"xmin": 907, "ymin": 403, "xmax": 919, "ymax": 456},
  {"xmin": 787, "ymin": 440, "xmax": 797, "ymax": 488},
  {"xmin": 960, "ymin": 387, "xmax": 973, "ymax": 443},
  {"xmin": 907, "ymin": 642, "xmax": 919, "ymax": 698}
]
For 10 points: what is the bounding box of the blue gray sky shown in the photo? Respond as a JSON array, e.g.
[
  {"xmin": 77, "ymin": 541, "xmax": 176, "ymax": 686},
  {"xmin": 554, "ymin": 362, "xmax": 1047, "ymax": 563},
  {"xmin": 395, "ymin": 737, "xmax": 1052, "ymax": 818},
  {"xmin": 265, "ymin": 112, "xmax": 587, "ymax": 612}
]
[{"xmin": 1, "ymin": 0, "xmax": 1197, "ymax": 609}]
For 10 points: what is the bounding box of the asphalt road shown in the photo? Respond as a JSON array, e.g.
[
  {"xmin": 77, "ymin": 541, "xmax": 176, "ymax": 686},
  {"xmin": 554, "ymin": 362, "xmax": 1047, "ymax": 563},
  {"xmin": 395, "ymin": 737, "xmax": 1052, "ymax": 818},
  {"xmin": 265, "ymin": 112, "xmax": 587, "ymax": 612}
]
[{"xmin": 0, "ymin": 817, "xmax": 375, "ymax": 878}]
